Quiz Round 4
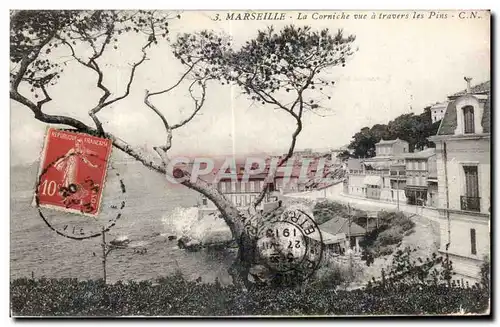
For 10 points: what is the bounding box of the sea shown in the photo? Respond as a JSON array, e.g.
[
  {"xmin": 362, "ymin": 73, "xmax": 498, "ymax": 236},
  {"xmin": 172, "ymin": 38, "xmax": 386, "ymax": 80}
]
[{"xmin": 10, "ymin": 159, "xmax": 236, "ymax": 285}]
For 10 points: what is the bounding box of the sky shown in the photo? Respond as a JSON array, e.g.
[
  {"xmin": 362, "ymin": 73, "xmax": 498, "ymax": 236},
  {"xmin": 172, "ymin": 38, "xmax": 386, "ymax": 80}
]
[{"xmin": 10, "ymin": 10, "xmax": 490, "ymax": 166}]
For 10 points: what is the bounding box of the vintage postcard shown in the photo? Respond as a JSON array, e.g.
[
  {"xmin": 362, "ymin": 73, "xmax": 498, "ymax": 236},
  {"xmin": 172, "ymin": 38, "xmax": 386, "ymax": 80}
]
[{"xmin": 10, "ymin": 9, "xmax": 491, "ymax": 317}]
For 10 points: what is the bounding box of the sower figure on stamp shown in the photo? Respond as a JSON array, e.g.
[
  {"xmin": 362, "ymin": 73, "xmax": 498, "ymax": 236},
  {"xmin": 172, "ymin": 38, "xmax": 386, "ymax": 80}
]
[{"xmin": 54, "ymin": 138, "xmax": 100, "ymax": 207}]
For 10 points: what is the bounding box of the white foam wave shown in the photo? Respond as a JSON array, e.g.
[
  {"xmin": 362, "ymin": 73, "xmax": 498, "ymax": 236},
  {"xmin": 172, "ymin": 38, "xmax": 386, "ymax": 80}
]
[
  {"xmin": 161, "ymin": 207, "xmax": 200, "ymax": 237},
  {"xmin": 162, "ymin": 206, "xmax": 232, "ymax": 243}
]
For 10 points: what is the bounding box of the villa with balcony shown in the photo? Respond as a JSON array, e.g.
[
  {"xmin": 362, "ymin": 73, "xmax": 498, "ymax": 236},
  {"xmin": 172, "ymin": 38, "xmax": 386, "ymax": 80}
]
[
  {"xmin": 429, "ymin": 78, "xmax": 490, "ymax": 281},
  {"xmin": 403, "ymin": 148, "xmax": 437, "ymax": 207},
  {"xmin": 346, "ymin": 138, "xmax": 409, "ymax": 202},
  {"xmin": 197, "ymin": 159, "xmax": 278, "ymax": 219}
]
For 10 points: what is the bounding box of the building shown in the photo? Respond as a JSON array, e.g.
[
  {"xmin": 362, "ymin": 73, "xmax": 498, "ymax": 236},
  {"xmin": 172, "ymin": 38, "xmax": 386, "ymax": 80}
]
[
  {"xmin": 430, "ymin": 102, "xmax": 447, "ymax": 123},
  {"xmin": 374, "ymin": 138, "xmax": 409, "ymax": 157},
  {"xmin": 197, "ymin": 160, "xmax": 278, "ymax": 219},
  {"xmin": 429, "ymin": 78, "xmax": 490, "ymax": 281},
  {"xmin": 307, "ymin": 230, "xmax": 347, "ymax": 257},
  {"xmin": 318, "ymin": 217, "xmax": 366, "ymax": 254},
  {"xmin": 403, "ymin": 148, "xmax": 437, "ymax": 206},
  {"xmin": 388, "ymin": 157, "xmax": 407, "ymax": 206},
  {"xmin": 330, "ymin": 145, "xmax": 351, "ymax": 162},
  {"xmin": 345, "ymin": 158, "xmax": 366, "ymax": 197},
  {"xmin": 345, "ymin": 138, "xmax": 410, "ymax": 204},
  {"xmin": 274, "ymin": 164, "xmax": 301, "ymax": 194},
  {"xmin": 273, "ymin": 156, "xmax": 335, "ymax": 193},
  {"xmin": 359, "ymin": 138, "xmax": 410, "ymax": 202},
  {"xmin": 427, "ymin": 151, "xmax": 439, "ymax": 208}
]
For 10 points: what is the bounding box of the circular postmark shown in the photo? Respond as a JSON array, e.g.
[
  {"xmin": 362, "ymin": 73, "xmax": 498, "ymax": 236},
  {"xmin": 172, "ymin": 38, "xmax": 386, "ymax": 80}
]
[
  {"xmin": 33, "ymin": 129, "xmax": 126, "ymax": 240},
  {"xmin": 254, "ymin": 208, "xmax": 324, "ymax": 283}
]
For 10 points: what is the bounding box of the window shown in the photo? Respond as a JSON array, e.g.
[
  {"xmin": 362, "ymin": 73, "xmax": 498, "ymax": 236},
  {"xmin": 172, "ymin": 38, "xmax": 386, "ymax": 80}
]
[
  {"xmin": 249, "ymin": 180, "xmax": 255, "ymax": 192},
  {"xmin": 461, "ymin": 165, "xmax": 480, "ymax": 211},
  {"xmin": 464, "ymin": 166, "xmax": 479, "ymax": 197},
  {"xmin": 255, "ymin": 180, "xmax": 261, "ymax": 191},
  {"xmin": 463, "ymin": 106, "xmax": 475, "ymax": 134},
  {"xmin": 202, "ymin": 198, "xmax": 207, "ymax": 205},
  {"xmin": 470, "ymin": 229, "xmax": 477, "ymax": 255},
  {"xmin": 220, "ymin": 182, "xmax": 226, "ymax": 193}
]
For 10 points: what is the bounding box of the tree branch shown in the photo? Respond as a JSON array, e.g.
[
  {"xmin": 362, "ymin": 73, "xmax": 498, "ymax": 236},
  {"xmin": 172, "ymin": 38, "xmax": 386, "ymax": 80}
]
[
  {"xmin": 144, "ymin": 60, "xmax": 202, "ymax": 155},
  {"xmin": 246, "ymin": 71, "xmax": 315, "ymax": 209},
  {"xmin": 59, "ymin": 29, "xmax": 154, "ymax": 135},
  {"xmin": 171, "ymin": 79, "xmax": 207, "ymax": 129},
  {"xmin": 37, "ymin": 84, "xmax": 53, "ymax": 108},
  {"xmin": 147, "ymin": 59, "xmax": 201, "ymax": 98},
  {"xmin": 11, "ymin": 31, "xmax": 57, "ymax": 92},
  {"xmin": 99, "ymin": 40, "xmax": 152, "ymax": 109},
  {"xmin": 58, "ymin": 37, "xmax": 110, "ymax": 134},
  {"xmin": 251, "ymin": 112, "xmax": 302, "ymax": 209},
  {"xmin": 10, "ymin": 90, "xmax": 93, "ymax": 131}
]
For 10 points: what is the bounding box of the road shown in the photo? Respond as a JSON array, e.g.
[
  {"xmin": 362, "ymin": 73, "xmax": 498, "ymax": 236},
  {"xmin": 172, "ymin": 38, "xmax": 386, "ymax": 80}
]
[
  {"xmin": 286, "ymin": 183, "xmax": 442, "ymax": 284},
  {"xmin": 288, "ymin": 183, "xmax": 441, "ymax": 221}
]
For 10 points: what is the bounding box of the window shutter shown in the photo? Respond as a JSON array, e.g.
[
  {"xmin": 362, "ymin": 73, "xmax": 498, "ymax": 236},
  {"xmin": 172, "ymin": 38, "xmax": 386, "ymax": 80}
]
[{"xmin": 470, "ymin": 228, "xmax": 477, "ymax": 255}]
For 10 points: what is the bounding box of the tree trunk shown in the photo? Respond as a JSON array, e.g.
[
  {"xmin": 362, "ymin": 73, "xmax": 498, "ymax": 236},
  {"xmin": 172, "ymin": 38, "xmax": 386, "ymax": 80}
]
[
  {"xmin": 228, "ymin": 229, "xmax": 257, "ymax": 289},
  {"xmin": 171, "ymin": 170, "xmax": 259, "ymax": 287}
]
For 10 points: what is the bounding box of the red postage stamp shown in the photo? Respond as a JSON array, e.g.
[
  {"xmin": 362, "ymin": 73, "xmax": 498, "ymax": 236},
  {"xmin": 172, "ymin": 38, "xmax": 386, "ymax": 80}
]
[{"xmin": 34, "ymin": 128, "xmax": 113, "ymax": 216}]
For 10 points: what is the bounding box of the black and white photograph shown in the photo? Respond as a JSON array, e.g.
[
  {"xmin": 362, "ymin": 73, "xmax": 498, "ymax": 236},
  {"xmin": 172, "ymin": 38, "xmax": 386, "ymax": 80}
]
[{"xmin": 9, "ymin": 9, "xmax": 491, "ymax": 317}]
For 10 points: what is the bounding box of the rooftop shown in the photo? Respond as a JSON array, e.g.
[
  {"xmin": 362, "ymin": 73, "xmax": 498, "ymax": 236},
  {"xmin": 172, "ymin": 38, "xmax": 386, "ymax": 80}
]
[
  {"xmin": 430, "ymin": 102, "xmax": 448, "ymax": 110},
  {"xmin": 449, "ymin": 80, "xmax": 491, "ymax": 98},
  {"xmin": 376, "ymin": 138, "xmax": 408, "ymax": 146},
  {"xmin": 403, "ymin": 148, "xmax": 436, "ymax": 159},
  {"xmin": 437, "ymin": 81, "xmax": 491, "ymax": 136},
  {"xmin": 319, "ymin": 217, "xmax": 366, "ymax": 237},
  {"xmin": 346, "ymin": 158, "xmax": 363, "ymax": 170}
]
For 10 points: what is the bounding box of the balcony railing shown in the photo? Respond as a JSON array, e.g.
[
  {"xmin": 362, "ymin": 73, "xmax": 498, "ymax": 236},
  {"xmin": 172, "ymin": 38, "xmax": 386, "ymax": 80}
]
[
  {"xmin": 460, "ymin": 196, "xmax": 481, "ymax": 212},
  {"xmin": 366, "ymin": 170, "xmax": 388, "ymax": 176}
]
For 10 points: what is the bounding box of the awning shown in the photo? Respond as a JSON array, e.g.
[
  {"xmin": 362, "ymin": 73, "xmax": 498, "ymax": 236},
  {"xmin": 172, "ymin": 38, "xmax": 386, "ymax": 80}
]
[
  {"xmin": 323, "ymin": 232, "xmax": 347, "ymax": 245},
  {"xmin": 405, "ymin": 185, "xmax": 428, "ymax": 191},
  {"xmin": 363, "ymin": 175, "xmax": 382, "ymax": 185},
  {"xmin": 307, "ymin": 230, "xmax": 346, "ymax": 245}
]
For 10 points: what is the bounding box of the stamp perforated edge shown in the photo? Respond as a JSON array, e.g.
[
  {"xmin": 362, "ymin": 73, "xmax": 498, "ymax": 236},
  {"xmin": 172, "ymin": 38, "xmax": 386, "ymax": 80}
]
[{"xmin": 32, "ymin": 126, "xmax": 114, "ymax": 218}]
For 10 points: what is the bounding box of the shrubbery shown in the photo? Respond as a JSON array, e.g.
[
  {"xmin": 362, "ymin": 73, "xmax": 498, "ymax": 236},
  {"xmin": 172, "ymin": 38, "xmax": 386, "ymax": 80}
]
[
  {"xmin": 11, "ymin": 246, "xmax": 490, "ymax": 316},
  {"xmin": 313, "ymin": 200, "xmax": 366, "ymax": 225},
  {"xmin": 11, "ymin": 274, "xmax": 489, "ymax": 316},
  {"xmin": 360, "ymin": 210, "xmax": 415, "ymax": 260},
  {"xmin": 480, "ymin": 256, "xmax": 490, "ymax": 291}
]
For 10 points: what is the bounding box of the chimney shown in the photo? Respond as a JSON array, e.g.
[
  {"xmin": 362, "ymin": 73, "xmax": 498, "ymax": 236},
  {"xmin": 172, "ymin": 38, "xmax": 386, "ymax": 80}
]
[{"xmin": 464, "ymin": 76, "xmax": 473, "ymax": 93}]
